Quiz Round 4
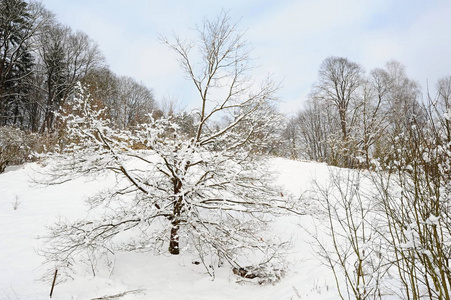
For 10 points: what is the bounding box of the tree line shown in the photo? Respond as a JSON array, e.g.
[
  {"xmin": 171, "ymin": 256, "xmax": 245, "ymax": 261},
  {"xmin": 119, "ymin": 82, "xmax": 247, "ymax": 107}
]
[
  {"xmin": 4, "ymin": 0, "xmax": 450, "ymax": 176},
  {"xmin": 285, "ymin": 57, "xmax": 451, "ymax": 171},
  {"xmin": 0, "ymin": 0, "xmax": 157, "ymax": 133}
]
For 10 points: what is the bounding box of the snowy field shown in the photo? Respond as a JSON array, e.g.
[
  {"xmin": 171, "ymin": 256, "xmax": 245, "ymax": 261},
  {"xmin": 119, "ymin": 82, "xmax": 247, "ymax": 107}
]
[{"xmin": 0, "ymin": 157, "xmax": 350, "ymax": 300}]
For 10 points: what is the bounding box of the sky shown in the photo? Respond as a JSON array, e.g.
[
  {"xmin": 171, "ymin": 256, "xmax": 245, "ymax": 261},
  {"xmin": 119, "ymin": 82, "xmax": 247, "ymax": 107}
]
[{"xmin": 41, "ymin": 0, "xmax": 451, "ymax": 115}]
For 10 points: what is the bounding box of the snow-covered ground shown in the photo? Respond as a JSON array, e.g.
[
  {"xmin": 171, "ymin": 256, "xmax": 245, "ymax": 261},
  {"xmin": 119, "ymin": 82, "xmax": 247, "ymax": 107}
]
[{"xmin": 0, "ymin": 158, "xmax": 342, "ymax": 300}]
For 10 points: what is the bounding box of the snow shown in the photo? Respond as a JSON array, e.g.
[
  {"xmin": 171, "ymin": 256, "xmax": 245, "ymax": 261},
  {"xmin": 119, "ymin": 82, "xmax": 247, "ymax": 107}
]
[
  {"xmin": 444, "ymin": 110, "xmax": 451, "ymax": 121},
  {"xmin": 0, "ymin": 158, "xmax": 341, "ymax": 299},
  {"xmin": 425, "ymin": 214, "xmax": 440, "ymax": 225}
]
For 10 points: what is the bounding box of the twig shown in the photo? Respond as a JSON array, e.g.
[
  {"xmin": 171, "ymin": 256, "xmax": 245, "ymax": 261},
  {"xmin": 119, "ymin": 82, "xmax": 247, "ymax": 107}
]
[
  {"xmin": 49, "ymin": 269, "xmax": 58, "ymax": 298},
  {"xmin": 90, "ymin": 289, "xmax": 145, "ymax": 300}
]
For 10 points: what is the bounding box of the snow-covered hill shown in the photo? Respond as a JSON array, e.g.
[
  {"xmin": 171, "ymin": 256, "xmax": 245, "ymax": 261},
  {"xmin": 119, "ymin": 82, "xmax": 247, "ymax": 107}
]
[{"xmin": 0, "ymin": 158, "xmax": 346, "ymax": 300}]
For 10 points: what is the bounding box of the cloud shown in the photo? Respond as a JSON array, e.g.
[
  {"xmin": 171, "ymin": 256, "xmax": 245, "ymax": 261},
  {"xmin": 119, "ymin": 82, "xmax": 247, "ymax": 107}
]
[{"xmin": 42, "ymin": 0, "xmax": 451, "ymax": 113}]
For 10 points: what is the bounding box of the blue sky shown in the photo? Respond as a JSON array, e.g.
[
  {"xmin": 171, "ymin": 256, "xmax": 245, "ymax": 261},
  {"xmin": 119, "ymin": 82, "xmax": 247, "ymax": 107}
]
[{"xmin": 42, "ymin": 0, "xmax": 451, "ymax": 114}]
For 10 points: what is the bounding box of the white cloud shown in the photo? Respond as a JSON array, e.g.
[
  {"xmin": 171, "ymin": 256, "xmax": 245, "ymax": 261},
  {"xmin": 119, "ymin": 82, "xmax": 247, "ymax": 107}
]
[{"xmin": 42, "ymin": 0, "xmax": 451, "ymax": 113}]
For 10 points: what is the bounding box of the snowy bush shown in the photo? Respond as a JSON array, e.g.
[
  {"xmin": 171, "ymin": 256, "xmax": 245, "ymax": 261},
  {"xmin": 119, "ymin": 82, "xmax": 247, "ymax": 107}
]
[
  {"xmin": 0, "ymin": 126, "xmax": 32, "ymax": 173},
  {"xmin": 305, "ymin": 96, "xmax": 451, "ymax": 299},
  {"xmin": 0, "ymin": 125, "xmax": 62, "ymax": 173},
  {"xmin": 306, "ymin": 170, "xmax": 388, "ymax": 300},
  {"xmin": 371, "ymin": 132, "xmax": 451, "ymax": 299}
]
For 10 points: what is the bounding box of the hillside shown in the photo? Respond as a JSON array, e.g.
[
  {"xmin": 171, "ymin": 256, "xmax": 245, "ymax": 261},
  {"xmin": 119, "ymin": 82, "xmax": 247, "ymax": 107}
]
[{"xmin": 1, "ymin": 158, "xmax": 340, "ymax": 300}]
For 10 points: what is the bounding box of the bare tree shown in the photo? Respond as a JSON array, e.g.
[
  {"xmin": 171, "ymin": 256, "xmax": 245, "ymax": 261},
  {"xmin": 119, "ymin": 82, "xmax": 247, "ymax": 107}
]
[
  {"xmin": 112, "ymin": 76, "xmax": 156, "ymax": 129},
  {"xmin": 41, "ymin": 12, "xmax": 294, "ymax": 283},
  {"xmin": 35, "ymin": 20, "xmax": 104, "ymax": 132},
  {"xmin": 350, "ymin": 69, "xmax": 391, "ymax": 168},
  {"xmin": 281, "ymin": 117, "xmax": 301, "ymax": 160},
  {"xmin": 434, "ymin": 76, "xmax": 451, "ymax": 141},
  {"xmin": 384, "ymin": 61, "xmax": 424, "ymax": 137},
  {"xmin": 82, "ymin": 69, "xmax": 158, "ymax": 129},
  {"xmin": 303, "ymin": 57, "xmax": 364, "ymax": 167},
  {"xmin": 314, "ymin": 57, "xmax": 363, "ymax": 141},
  {"xmin": 294, "ymin": 98, "xmax": 334, "ymax": 162}
]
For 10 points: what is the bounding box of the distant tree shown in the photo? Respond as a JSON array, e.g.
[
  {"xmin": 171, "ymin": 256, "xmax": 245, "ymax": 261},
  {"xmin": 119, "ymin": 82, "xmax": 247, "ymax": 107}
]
[
  {"xmin": 307, "ymin": 57, "xmax": 364, "ymax": 167},
  {"xmin": 294, "ymin": 98, "xmax": 334, "ymax": 162},
  {"xmin": 35, "ymin": 21, "xmax": 104, "ymax": 132},
  {"xmin": 80, "ymin": 66, "xmax": 118, "ymax": 113},
  {"xmin": 313, "ymin": 57, "xmax": 363, "ymax": 141},
  {"xmin": 81, "ymin": 68, "xmax": 158, "ymax": 129},
  {"xmin": 38, "ymin": 24, "xmax": 68, "ymax": 132},
  {"xmin": 436, "ymin": 76, "xmax": 451, "ymax": 115},
  {"xmin": 384, "ymin": 61, "xmax": 424, "ymax": 137},
  {"xmin": 431, "ymin": 75, "xmax": 451, "ymax": 141},
  {"xmin": 112, "ymin": 76, "xmax": 156, "ymax": 129},
  {"xmin": 281, "ymin": 117, "xmax": 300, "ymax": 160}
]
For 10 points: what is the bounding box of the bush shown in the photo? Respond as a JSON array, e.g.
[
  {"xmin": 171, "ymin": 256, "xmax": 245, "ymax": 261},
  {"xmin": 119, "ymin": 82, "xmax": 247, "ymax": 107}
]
[
  {"xmin": 0, "ymin": 126, "xmax": 28, "ymax": 173},
  {"xmin": 0, "ymin": 126, "xmax": 57, "ymax": 173}
]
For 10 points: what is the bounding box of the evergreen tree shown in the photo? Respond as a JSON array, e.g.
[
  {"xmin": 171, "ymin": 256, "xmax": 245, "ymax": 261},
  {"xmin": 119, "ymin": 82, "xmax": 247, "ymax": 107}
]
[{"xmin": 0, "ymin": 0, "xmax": 35, "ymax": 127}]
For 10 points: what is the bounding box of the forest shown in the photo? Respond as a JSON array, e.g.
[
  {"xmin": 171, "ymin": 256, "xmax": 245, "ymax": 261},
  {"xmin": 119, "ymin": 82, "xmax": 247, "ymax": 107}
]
[{"xmin": 1, "ymin": 0, "xmax": 451, "ymax": 299}]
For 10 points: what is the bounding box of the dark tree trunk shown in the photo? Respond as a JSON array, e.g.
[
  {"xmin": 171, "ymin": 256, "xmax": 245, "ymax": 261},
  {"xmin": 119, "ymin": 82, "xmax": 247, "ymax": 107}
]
[
  {"xmin": 168, "ymin": 222, "xmax": 180, "ymax": 255},
  {"xmin": 339, "ymin": 107, "xmax": 347, "ymax": 141},
  {"xmin": 168, "ymin": 173, "xmax": 185, "ymax": 255}
]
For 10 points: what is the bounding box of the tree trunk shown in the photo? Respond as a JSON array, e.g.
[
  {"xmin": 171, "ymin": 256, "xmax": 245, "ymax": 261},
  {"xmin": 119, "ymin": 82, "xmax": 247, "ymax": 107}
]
[
  {"xmin": 168, "ymin": 222, "xmax": 180, "ymax": 255},
  {"xmin": 338, "ymin": 107, "xmax": 347, "ymax": 141},
  {"xmin": 169, "ymin": 180, "xmax": 183, "ymax": 255}
]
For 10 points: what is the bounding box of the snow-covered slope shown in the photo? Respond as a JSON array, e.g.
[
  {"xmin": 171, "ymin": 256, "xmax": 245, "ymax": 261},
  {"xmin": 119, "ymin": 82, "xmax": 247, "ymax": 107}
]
[{"xmin": 0, "ymin": 158, "xmax": 340, "ymax": 300}]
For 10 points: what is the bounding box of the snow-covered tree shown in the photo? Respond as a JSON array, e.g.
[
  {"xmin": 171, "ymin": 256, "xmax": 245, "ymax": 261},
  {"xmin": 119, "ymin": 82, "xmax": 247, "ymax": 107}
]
[{"xmin": 41, "ymin": 12, "xmax": 294, "ymax": 283}]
